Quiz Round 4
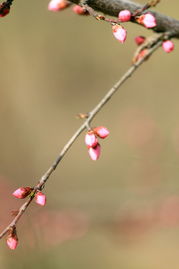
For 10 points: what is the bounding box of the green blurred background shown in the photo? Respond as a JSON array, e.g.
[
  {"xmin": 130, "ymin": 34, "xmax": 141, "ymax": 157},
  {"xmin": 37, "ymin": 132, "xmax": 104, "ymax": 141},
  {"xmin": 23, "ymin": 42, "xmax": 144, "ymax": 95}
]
[{"xmin": 0, "ymin": 0, "xmax": 179, "ymax": 268}]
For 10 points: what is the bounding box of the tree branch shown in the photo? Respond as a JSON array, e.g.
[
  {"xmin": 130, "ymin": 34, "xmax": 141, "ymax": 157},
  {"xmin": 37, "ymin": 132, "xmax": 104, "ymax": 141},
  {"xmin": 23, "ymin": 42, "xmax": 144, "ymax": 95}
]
[
  {"xmin": 0, "ymin": 36, "xmax": 163, "ymax": 241},
  {"xmin": 69, "ymin": 0, "xmax": 179, "ymax": 38}
]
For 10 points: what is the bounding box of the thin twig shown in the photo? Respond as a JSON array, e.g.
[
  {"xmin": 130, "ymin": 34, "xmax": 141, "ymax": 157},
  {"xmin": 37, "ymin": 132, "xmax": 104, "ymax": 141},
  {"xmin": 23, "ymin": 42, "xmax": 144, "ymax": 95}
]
[{"xmin": 0, "ymin": 37, "xmax": 163, "ymax": 240}]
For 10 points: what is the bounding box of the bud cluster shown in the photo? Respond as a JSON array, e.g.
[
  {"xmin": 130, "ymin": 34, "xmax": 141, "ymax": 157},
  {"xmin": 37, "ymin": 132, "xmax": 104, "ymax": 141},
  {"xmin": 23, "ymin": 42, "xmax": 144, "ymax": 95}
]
[
  {"xmin": 8, "ymin": 187, "xmax": 47, "ymax": 249},
  {"xmin": 112, "ymin": 11, "xmax": 157, "ymax": 44},
  {"xmin": 47, "ymin": 1, "xmax": 175, "ymax": 53},
  {"xmin": 12, "ymin": 186, "xmax": 46, "ymax": 206},
  {"xmin": 134, "ymin": 34, "xmax": 174, "ymax": 54},
  {"xmin": 85, "ymin": 126, "xmax": 109, "ymax": 161}
]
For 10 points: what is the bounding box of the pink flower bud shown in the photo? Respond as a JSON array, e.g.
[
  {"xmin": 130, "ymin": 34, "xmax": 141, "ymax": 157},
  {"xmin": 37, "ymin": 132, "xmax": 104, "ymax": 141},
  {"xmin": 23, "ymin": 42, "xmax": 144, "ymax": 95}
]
[
  {"xmin": 35, "ymin": 192, "xmax": 46, "ymax": 206},
  {"xmin": 134, "ymin": 36, "xmax": 146, "ymax": 46},
  {"xmin": 0, "ymin": 6, "xmax": 10, "ymax": 17},
  {"xmin": 12, "ymin": 187, "xmax": 32, "ymax": 199},
  {"xmin": 132, "ymin": 49, "xmax": 149, "ymax": 64},
  {"xmin": 85, "ymin": 132, "xmax": 98, "ymax": 148},
  {"xmin": 7, "ymin": 227, "xmax": 18, "ymax": 250},
  {"xmin": 137, "ymin": 13, "xmax": 156, "ymax": 28},
  {"xmin": 118, "ymin": 10, "xmax": 131, "ymax": 22},
  {"xmin": 93, "ymin": 126, "xmax": 109, "ymax": 139},
  {"xmin": 72, "ymin": 5, "xmax": 87, "ymax": 15},
  {"xmin": 112, "ymin": 25, "xmax": 127, "ymax": 43},
  {"xmin": 162, "ymin": 40, "xmax": 174, "ymax": 53},
  {"xmin": 7, "ymin": 236, "xmax": 18, "ymax": 250},
  {"xmin": 48, "ymin": 0, "xmax": 69, "ymax": 12},
  {"xmin": 88, "ymin": 143, "xmax": 101, "ymax": 161}
]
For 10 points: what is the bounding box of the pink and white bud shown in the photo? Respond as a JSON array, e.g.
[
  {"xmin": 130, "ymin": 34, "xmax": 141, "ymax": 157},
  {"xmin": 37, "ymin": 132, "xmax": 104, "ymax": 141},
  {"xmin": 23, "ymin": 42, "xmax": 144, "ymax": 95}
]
[
  {"xmin": 134, "ymin": 35, "xmax": 146, "ymax": 46},
  {"xmin": 72, "ymin": 5, "xmax": 87, "ymax": 15},
  {"xmin": 137, "ymin": 13, "xmax": 156, "ymax": 28},
  {"xmin": 48, "ymin": 0, "xmax": 69, "ymax": 12},
  {"xmin": 162, "ymin": 40, "xmax": 174, "ymax": 53},
  {"xmin": 35, "ymin": 192, "xmax": 46, "ymax": 206},
  {"xmin": 93, "ymin": 126, "xmax": 109, "ymax": 139},
  {"xmin": 88, "ymin": 143, "xmax": 101, "ymax": 161},
  {"xmin": 112, "ymin": 25, "xmax": 127, "ymax": 43},
  {"xmin": 85, "ymin": 132, "xmax": 98, "ymax": 148},
  {"xmin": 12, "ymin": 187, "xmax": 32, "ymax": 199},
  {"xmin": 7, "ymin": 236, "xmax": 18, "ymax": 250},
  {"xmin": 118, "ymin": 10, "xmax": 131, "ymax": 22}
]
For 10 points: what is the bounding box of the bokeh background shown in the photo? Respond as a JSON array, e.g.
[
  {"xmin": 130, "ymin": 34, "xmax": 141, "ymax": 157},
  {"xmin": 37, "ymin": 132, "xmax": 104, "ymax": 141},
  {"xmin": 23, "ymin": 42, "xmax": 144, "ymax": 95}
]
[{"xmin": 0, "ymin": 0, "xmax": 179, "ymax": 268}]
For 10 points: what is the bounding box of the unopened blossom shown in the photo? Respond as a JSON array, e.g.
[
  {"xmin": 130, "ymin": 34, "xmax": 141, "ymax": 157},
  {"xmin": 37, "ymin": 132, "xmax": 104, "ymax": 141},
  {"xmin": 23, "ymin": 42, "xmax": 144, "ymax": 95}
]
[
  {"xmin": 48, "ymin": 0, "xmax": 69, "ymax": 12},
  {"xmin": 93, "ymin": 126, "xmax": 109, "ymax": 139},
  {"xmin": 12, "ymin": 187, "xmax": 32, "ymax": 199},
  {"xmin": 118, "ymin": 10, "xmax": 131, "ymax": 22},
  {"xmin": 72, "ymin": 5, "xmax": 87, "ymax": 15},
  {"xmin": 35, "ymin": 192, "xmax": 46, "ymax": 206},
  {"xmin": 85, "ymin": 132, "xmax": 98, "ymax": 148},
  {"xmin": 88, "ymin": 143, "xmax": 101, "ymax": 161},
  {"xmin": 137, "ymin": 13, "xmax": 156, "ymax": 28},
  {"xmin": 132, "ymin": 49, "xmax": 148, "ymax": 63},
  {"xmin": 112, "ymin": 24, "xmax": 127, "ymax": 43},
  {"xmin": 134, "ymin": 36, "xmax": 146, "ymax": 46},
  {"xmin": 162, "ymin": 40, "xmax": 174, "ymax": 53},
  {"xmin": 0, "ymin": 5, "xmax": 10, "ymax": 17},
  {"xmin": 6, "ymin": 227, "xmax": 18, "ymax": 250},
  {"xmin": 7, "ymin": 236, "xmax": 18, "ymax": 250}
]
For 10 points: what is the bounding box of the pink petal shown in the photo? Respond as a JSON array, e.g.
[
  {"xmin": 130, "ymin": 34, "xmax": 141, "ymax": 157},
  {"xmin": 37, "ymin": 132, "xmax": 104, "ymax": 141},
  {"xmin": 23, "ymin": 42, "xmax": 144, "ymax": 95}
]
[
  {"xmin": 72, "ymin": 5, "xmax": 87, "ymax": 15},
  {"xmin": 94, "ymin": 126, "xmax": 109, "ymax": 139},
  {"xmin": 112, "ymin": 25, "xmax": 127, "ymax": 43},
  {"xmin": 118, "ymin": 10, "xmax": 131, "ymax": 22},
  {"xmin": 12, "ymin": 187, "xmax": 32, "ymax": 199},
  {"xmin": 138, "ymin": 13, "xmax": 157, "ymax": 28},
  {"xmin": 88, "ymin": 144, "xmax": 101, "ymax": 161},
  {"xmin": 7, "ymin": 237, "xmax": 18, "ymax": 250},
  {"xmin": 134, "ymin": 36, "xmax": 146, "ymax": 46},
  {"xmin": 35, "ymin": 192, "xmax": 46, "ymax": 206},
  {"xmin": 162, "ymin": 40, "xmax": 174, "ymax": 53},
  {"xmin": 85, "ymin": 132, "xmax": 98, "ymax": 147},
  {"xmin": 48, "ymin": 0, "xmax": 68, "ymax": 11}
]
